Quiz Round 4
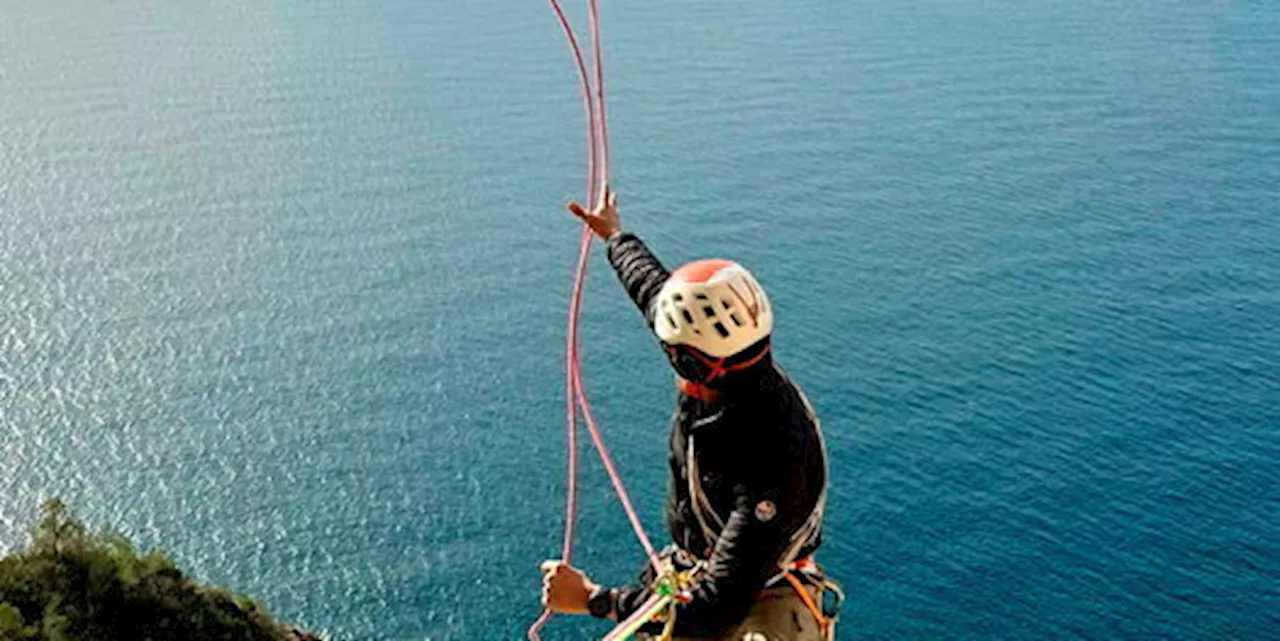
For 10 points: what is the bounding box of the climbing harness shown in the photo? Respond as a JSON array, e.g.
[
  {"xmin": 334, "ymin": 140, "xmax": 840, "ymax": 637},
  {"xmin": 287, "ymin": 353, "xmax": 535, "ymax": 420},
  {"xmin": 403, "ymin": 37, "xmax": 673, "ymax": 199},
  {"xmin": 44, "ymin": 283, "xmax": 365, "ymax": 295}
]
[
  {"xmin": 770, "ymin": 557, "xmax": 846, "ymax": 641},
  {"xmin": 614, "ymin": 551, "xmax": 843, "ymax": 641}
]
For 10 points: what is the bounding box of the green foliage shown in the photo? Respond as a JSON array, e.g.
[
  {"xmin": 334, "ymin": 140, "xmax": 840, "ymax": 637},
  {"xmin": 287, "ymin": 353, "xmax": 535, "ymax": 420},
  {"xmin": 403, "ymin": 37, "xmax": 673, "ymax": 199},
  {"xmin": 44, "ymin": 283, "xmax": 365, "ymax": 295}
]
[
  {"xmin": 0, "ymin": 602, "xmax": 37, "ymax": 640},
  {"xmin": 0, "ymin": 499, "xmax": 308, "ymax": 641}
]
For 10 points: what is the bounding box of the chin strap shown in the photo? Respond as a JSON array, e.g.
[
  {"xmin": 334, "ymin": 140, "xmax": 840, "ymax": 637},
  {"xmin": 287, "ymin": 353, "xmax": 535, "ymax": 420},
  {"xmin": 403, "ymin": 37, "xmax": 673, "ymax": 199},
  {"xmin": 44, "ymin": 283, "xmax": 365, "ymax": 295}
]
[
  {"xmin": 677, "ymin": 377, "xmax": 721, "ymax": 403},
  {"xmin": 670, "ymin": 343, "xmax": 771, "ymax": 403}
]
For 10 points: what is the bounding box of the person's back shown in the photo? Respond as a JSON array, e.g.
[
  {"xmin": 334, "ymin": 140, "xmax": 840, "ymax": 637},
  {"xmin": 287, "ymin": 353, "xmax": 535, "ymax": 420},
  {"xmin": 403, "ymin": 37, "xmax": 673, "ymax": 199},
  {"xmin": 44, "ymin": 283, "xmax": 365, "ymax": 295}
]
[{"xmin": 662, "ymin": 361, "xmax": 826, "ymax": 565}]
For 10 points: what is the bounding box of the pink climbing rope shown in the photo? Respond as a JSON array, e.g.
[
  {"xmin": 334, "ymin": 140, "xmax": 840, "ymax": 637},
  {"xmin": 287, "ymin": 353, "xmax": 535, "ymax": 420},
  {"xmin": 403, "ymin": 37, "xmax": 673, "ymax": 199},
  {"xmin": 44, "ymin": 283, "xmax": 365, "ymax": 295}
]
[
  {"xmin": 588, "ymin": 0, "xmax": 611, "ymax": 187},
  {"xmin": 529, "ymin": 0, "xmax": 596, "ymax": 628},
  {"xmin": 529, "ymin": 2, "xmax": 660, "ymax": 639},
  {"xmin": 562, "ymin": 0, "xmax": 660, "ymax": 570},
  {"xmin": 547, "ymin": 0, "xmax": 597, "ymax": 567}
]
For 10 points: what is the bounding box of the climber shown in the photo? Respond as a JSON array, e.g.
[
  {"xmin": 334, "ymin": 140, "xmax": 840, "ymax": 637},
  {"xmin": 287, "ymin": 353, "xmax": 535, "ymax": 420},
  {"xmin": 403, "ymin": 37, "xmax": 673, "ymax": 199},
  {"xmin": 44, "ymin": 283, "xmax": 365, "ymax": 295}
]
[{"xmin": 540, "ymin": 187, "xmax": 839, "ymax": 640}]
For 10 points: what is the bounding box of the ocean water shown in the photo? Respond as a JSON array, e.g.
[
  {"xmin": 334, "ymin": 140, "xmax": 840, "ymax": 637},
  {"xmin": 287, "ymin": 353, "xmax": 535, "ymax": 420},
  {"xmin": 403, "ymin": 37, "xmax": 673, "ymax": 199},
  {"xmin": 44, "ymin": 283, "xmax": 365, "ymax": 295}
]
[{"xmin": 2, "ymin": 0, "xmax": 1278, "ymax": 639}]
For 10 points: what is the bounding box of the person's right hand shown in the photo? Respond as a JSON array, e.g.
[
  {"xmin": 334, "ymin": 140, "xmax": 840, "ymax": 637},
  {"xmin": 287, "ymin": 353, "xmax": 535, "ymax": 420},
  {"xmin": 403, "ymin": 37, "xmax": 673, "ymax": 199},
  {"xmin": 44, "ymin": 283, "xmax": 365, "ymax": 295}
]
[
  {"xmin": 539, "ymin": 560, "xmax": 598, "ymax": 615},
  {"xmin": 568, "ymin": 185, "xmax": 621, "ymax": 240}
]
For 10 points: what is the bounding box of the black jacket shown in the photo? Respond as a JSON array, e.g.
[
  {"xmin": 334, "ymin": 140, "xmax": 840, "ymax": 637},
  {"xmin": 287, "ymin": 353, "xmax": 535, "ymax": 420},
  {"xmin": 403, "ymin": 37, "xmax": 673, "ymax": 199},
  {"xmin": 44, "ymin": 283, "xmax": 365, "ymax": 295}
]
[{"xmin": 605, "ymin": 233, "xmax": 828, "ymax": 638}]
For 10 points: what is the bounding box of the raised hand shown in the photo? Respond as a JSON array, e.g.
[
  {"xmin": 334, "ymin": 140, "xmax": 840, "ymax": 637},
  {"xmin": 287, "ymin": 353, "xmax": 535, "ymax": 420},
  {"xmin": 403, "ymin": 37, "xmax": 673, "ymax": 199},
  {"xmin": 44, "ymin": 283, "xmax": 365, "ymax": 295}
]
[{"xmin": 567, "ymin": 185, "xmax": 621, "ymax": 240}]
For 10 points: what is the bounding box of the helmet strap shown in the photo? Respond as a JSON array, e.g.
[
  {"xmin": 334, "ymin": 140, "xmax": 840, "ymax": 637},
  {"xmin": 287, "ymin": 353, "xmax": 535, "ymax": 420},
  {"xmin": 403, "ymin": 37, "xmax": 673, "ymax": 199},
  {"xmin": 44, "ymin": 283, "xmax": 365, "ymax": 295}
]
[
  {"xmin": 678, "ymin": 377, "xmax": 722, "ymax": 403},
  {"xmin": 669, "ymin": 342, "xmax": 772, "ymax": 402}
]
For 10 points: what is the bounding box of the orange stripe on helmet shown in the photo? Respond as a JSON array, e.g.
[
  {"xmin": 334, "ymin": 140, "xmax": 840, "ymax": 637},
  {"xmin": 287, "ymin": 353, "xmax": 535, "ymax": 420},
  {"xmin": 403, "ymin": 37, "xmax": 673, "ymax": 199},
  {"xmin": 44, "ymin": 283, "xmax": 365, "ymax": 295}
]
[{"xmin": 670, "ymin": 258, "xmax": 735, "ymax": 284}]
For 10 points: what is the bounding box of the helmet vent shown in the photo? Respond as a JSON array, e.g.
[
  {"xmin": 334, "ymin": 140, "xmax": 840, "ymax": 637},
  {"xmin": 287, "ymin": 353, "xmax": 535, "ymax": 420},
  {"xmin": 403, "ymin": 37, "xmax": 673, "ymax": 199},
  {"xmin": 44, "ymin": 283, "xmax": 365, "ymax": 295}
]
[
  {"xmin": 713, "ymin": 322, "xmax": 730, "ymax": 338},
  {"xmin": 730, "ymin": 313, "xmax": 743, "ymax": 327},
  {"xmin": 682, "ymin": 309, "xmax": 695, "ymax": 324},
  {"xmin": 702, "ymin": 306, "xmax": 716, "ymax": 319}
]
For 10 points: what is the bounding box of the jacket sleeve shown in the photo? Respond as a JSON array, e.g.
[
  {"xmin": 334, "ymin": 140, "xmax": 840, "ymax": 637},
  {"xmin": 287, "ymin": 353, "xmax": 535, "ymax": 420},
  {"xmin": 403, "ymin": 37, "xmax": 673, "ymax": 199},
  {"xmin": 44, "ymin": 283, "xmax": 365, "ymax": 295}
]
[
  {"xmin": 612, "ymin": 478, "xmax": 792, "ymax": 637},
  {"xmin": 605, "ymin": 232, "xmax": 670, "ymax": 328}
]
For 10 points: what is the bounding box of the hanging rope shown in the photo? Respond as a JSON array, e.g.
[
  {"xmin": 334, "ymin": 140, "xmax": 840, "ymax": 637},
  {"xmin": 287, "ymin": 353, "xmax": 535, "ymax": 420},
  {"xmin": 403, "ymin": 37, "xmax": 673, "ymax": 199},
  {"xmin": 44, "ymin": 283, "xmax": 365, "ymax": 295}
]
[
  {"xmin": 563, "ymin": 0, "xmax": 661, "ymax": 572},
  {"xmin": 529, "ymin": 2, "xmax": 661, "ymax": 639}
]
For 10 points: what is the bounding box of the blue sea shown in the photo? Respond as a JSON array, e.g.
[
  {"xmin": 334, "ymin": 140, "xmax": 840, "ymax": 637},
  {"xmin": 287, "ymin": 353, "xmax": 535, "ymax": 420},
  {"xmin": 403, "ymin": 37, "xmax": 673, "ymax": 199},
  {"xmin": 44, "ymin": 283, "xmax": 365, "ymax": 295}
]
[{"xmin": 2, "ymin": 0, "xmax": 1278, "ymax": 639}]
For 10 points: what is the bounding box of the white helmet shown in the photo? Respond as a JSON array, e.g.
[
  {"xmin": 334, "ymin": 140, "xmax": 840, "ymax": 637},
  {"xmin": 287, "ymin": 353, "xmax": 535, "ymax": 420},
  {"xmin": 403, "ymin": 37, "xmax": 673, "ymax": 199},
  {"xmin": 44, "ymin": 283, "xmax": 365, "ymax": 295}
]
[{"xmin": 653, "ymin": 259, "xmax": 773, "ymax": 358}]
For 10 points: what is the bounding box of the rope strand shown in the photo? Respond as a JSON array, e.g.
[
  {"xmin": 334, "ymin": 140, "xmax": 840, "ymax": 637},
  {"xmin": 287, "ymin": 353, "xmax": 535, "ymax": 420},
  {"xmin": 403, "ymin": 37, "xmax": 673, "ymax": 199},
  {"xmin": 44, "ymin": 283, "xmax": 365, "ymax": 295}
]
[
  {"xmin": 528, "ymin": 1, "xmax": 600, "ymax": 637},
  {"xmin": 530, "ymin": 1, "xmax": 660, "ymax": 639},
  {"xmin": 588, "ymin": 0, "xmax": 610, "ymax": 187}
]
